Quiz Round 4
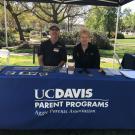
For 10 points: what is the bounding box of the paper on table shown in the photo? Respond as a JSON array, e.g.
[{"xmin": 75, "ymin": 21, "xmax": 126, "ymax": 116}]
[
  {"xmin": 120, "ymin": 70, "xmax": 135, "ymax": 79},
  {"xmin": 103, "ymin": 68, "xmax": 121, "ymax": 76}
]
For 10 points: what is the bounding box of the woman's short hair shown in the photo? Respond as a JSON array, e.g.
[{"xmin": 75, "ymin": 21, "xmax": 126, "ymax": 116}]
[{"xmin": 79, "ymin": 28, "xmax": 91, "ymax": 38}]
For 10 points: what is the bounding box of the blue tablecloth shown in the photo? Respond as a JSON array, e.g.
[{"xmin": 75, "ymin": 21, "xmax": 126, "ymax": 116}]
[{"xmin": 0, "ymin": 66, "xmax": 135, "ymax": 129}]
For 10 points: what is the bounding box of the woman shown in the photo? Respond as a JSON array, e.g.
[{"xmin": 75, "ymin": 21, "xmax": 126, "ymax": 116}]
[{"xmin": 73, "ymin": 28, "xmax": 100, "ymax": 69}]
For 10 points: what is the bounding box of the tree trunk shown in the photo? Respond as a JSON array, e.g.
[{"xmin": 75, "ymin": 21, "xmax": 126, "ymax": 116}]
[
  {"xmin": 13, "ymin": 14, "xmax": 25, "ymax": 41},
  {"xmin": 67, "ymin": 17, "xmax": 70, "ymax": 32},
  {"xmin": 6, "ymin": 2, "xmax": 25, "ymax": 41},
  {"xmin": 52, "ymin": 7, "xmax": 58, "ymax": 24},
  {"xmin": 108, "ymin": 30, "xmax": 111, "ymax": 38}
]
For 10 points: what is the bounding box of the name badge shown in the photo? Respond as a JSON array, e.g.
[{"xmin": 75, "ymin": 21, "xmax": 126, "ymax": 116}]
[{"xmin": 53, "ymin": 48, "xmax": 59, "ymax": 52}]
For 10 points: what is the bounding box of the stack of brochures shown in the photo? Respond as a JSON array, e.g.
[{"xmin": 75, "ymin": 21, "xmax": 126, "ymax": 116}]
[{"xmin": 103, "ymin": 68, "xmax": 121, "ymax": 76}]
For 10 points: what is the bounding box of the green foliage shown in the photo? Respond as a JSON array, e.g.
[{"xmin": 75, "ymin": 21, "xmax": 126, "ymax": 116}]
[
  {"xmin": 60, "ymin": 32, "xmax": 79, "ymax": 45},
  {"xmin": 23, "ymin": 28, "xmax": 34, "ymax": 33},
  {"xmin": 109, "ymin": 32, "xmax": 125, "ymax": 39},
  {"xmin": 0, "ymin": 30, "xmax": 16, "ymax": 47},
  {"xmin": 85, "ymin": 7, "xmax": 105, "ymax": 32},
  {"xmin": 60, "ymin": 31, "xmax": 113, "ymax": 50},
  {"xmin": 121, "ymin": 8, "xmax": 135, "ymax": 31},
  {"xmin": 103, "ymin": 7, "xmax": 117, "ymax": 37},
  {"xmin": 92, "ymin": 33, "xmax": 113, "ymax": 50},
  {"xmin": 116, "ymin": 33, "xmax": 125, "ymax": 39},
  {"xmin": 85, "ymin": 6, "xmax": 117, "ymax": 36}
]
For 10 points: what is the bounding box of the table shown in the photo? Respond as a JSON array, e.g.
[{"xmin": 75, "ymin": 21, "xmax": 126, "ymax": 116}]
[{"xmin": 0, "ymin": 66, "xmax": 135, "ymax": 129}]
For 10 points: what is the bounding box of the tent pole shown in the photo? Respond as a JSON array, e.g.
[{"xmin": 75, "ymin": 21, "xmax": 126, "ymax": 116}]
[
  {"xmin": 4, "ymin": 0, "xmax": 8, "ymax": 48},
  {"xmin": 113, "ymin": 6, "xmax": 120, "ymax": 69}
]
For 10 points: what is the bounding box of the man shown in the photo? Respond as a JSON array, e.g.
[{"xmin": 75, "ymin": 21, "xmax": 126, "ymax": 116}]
[
  {"xmin": 73, "ymin": 28, "xmax": 100, "ymax": 69},
  {"xmin": 38, "ymin": 23, "xmax": 67, "ymax": 67}
]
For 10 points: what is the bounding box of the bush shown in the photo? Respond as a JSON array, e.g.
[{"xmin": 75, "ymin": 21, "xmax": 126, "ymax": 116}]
[
  {"xmin": 92, "ymin": 33, "xmax": 113, "ymax": 50},
  {"xmin": 59, "ymin": 31, "xmax": 113, "ymax": 50},
  {"xmin": 60, "ymin": 32, "xmax": 79, "ymax": 45},
  {"xmin": 117, "ymin": 33, "xmax": 125, "ymax": 39},
  {"xmin": 17, "ymin": 42, "xmax": 32, "ymax": 49},
  {"xmin": 109, "ymin": 32, "xmax": 125, "ymax": 39},
  {"xmin": 0, "ymin": 30, "xmax": 17, "ymax": 47},
  {"xmin": 23, "ymin": 28, "xmax": 33, "ymax": 33}
]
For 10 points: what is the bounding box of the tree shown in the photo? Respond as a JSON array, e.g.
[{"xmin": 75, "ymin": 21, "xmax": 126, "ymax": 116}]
[
  {"xmin": 103, "ymin": 7, "xmax": 117, "ymax": 38},
  {"xmin": 0, "ymin": 5, "xmax": 5, "ymax": 30},
  {"xmin": 85, "ymin": 7, "xmax": 105, "ymax": 32},
  {"xmin": 121, "ymin": 8, "xmax": 135, "ymax": 31},
  {"xmin": 85, "ymin": 6, "xmax": 117, "ymax": 37},
  {"xmin": 23, "ymin": 3, "xmax": 85, "ymax": 25},
  {"xmin": 0, "ymin": 1, "xmax": 28, "ymax": 41}
]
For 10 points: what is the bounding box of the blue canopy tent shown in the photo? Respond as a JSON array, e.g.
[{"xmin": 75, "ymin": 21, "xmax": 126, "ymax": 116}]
[{"xmin": 3, "ymin": 0, "xmax": 134, "ymax": 67}]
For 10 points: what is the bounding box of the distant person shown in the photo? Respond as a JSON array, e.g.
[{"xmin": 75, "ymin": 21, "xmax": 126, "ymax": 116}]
[
  {"xmin": 73, "ymin": 28, "xmax": 100, "ymax": 69},
  {"xmin": 38, "ymin": 23, "xmax": 67, "ymax": 67}
]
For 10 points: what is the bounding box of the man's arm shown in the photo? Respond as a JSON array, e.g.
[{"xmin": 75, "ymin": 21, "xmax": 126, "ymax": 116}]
[
  {"xmin": 59, "ymin": 45, "xmax": 67, "ymax": 67},
  {"xmin": 38, "ymin": 55, "xmax": 44, "ymax": 66}
]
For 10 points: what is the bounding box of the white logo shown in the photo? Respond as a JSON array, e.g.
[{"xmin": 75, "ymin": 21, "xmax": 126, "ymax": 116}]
[
  {"xmin": 35, "ymin": 88, "xmax": 93, "ymax": 99},
  {"xmin": 34, "ymin": 88, "xmax": 109, "ymax": 113}
]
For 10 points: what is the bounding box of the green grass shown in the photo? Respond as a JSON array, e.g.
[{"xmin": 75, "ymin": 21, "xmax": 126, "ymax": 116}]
[
  {"xmin": 116, "ymin": 39, "xmax": 135, "ymax": 44},
  {"xmin": 0, "ymin": 55, "xmax": 38, "ymax": 66},
  {"xmin": 0, "ymin": 55, "xmax": 118, "ymax": 68},
  {"xmin": 1, "ymin": 45, "xmax": 133, "ymax": 68},
  {"xmin": 115, "ymin": 45, "xmax": 135, "ymax": 57},
  {"xmin": 124, "ymin": 35, "xmax": 135, "ymax": 39},
  {"xmin": 8, "ymin": 45, "xmax": 135, "ymax": 59},
  {"xmin": 100, "ymin": 45, "xmax": 135, "ymax": 58}
]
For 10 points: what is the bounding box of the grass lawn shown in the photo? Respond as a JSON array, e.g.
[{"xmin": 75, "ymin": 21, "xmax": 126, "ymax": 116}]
[
  {"xmin": 0, "ymin": 55, "xmax": 38, "ymax": 66},
  {"xmin": 116, "ymin": 38, "xmax": 135, "ymax": 44},
  {"xmin": 100, "ymin": 45, "xmax": 135, "ymax": 58},
  {"xmin": 0, "ymin": 55, "xmax": 118, "ymax": 68},
  {"xmin": 1, "ymin": 46, "xmax": 134, "ymax": 68}
]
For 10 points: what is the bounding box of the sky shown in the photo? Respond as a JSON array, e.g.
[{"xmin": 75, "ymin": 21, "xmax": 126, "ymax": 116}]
[{"xmin": 121, "ymin": 0, "xmax": 135, "ymax": 13}]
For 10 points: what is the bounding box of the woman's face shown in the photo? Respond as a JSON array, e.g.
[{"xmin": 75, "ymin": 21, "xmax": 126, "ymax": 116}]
[{"xmin": 80, "ymin": 33, "xmax": 90, "ymax": 46}]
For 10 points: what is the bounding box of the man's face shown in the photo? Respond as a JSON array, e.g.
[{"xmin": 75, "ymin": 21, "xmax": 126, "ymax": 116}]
[{"xmin": 49, "ymin": 27, "xmax": 60, "ymax": 40}]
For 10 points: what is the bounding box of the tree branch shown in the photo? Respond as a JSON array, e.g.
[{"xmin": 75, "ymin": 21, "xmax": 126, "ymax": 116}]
[{"xmin": 16, "ymin": 9, "xmax": 29, "ymax": 16}]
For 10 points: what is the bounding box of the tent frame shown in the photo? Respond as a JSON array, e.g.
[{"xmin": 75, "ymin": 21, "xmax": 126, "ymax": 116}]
[
  {"xmin": 4, "ymin": 0, "xmax": 8, "ymax": 48},
  {"xmin": 113, "ymin": 6, "xmax": 120, "ymax": 68}
]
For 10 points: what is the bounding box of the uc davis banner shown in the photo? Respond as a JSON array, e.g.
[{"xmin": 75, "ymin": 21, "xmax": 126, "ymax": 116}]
[{"xmin": 34, "ymin": 88, "xmax": 109, "ymax": 117}]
